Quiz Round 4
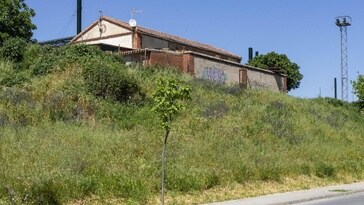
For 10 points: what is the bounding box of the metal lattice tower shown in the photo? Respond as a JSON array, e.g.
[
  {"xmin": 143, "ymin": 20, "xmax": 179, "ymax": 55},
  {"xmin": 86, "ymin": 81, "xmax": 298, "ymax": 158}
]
[{"xmin": 335, "ymin": 16, "xmax": 352, "ymax": 101}]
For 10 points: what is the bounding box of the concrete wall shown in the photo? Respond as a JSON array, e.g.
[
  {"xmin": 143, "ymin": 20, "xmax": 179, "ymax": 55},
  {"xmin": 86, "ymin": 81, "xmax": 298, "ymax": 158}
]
[
  {"xmin": 194, "ymin": 55, "xmax": 241, "ymax": 84},
  {"xmin": 120, "ymin": 50, "xmax": 286, "ymax": 92},
  {"xmin": 247, "ymin": 68, "xmax": 284, "ymax": 92},
  {"xmin": 193, "ymin": 54, "xmax": 285, "ymax": 92}
]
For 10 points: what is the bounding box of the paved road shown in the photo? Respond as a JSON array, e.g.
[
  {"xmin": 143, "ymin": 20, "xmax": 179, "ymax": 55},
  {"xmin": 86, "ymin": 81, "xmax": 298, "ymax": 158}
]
[
  {"xmin": 296, "ymin": 192, "xmax": 364, "ymax": 205},
  {"xmin": 204, "ymin": 182, "xmax": 364, "ymax": 205}
]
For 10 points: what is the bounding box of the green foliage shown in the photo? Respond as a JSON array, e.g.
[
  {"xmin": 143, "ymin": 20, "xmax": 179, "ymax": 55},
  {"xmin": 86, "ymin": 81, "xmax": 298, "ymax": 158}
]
[
  {"xmin": 152, "ymin": 78, "xmax": 191, "ymax": 129},
  {"xmin": 83, "ymin": 62, "xmax": 141, "ymax": 103},
  {"xmin": 352, "ymin": 75, "xmax": 364, "ymax": 112},
  {"xmin": 0, "ymin": 37, "xmax": 27, "ymax": 62},
  {"xmin": 202, "ymin": 100, "xmax": 229, "ymax": 119},
  {"xmin": 58, "ymin": 44, "xmax": 105, "ymax": 66},
  {"xmin": 28, "ymin": 180, "xmax": 61, "ymax": 205},
  {"xmin": 0, "ymin": 41, "xmax": 38, "ymax": 87},
  {"xmin": 0, "ymin": 61, "xmax": 31, "ymax": 86},
  {"xmin": 32, "ymin": 45, "xmax": 63, "ymax": 76},
  {"xmin": 1, "ymin": 42, "xmax": 364, "ymax": 204},
  {"xmin": 248, "ymin": 52, "xmax": 303, "ymax": 91},
  {"xmin": 31, "ymin": 44, "xmax": 104, "ymax": 76},
  {"xmin": 21, "ymin": 43, "xmax": 42, "ymax": 70},
  {"xmin": 0, "ymin": 0, "xmax": 36, "ymax": 45},
  {"xmin": 152, "ymin": 77, "xmax": 191, "ymax": 205},
  {"xmin": 315, "ymin": 162, "xmax": 336, "ymax": 178},
  {"xmin": 353, "ymin": 74, "xmax": 364, "ymax": 103}
]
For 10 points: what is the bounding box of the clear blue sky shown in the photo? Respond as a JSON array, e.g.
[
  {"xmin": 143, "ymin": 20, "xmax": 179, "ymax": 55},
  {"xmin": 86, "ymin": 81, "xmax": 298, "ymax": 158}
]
[{"xmin": 26, "ymin": 0, "xmax": 364, "ymax": 100}]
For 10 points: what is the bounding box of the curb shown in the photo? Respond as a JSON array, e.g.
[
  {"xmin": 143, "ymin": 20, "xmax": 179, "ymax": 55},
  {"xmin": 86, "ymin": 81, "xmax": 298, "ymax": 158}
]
[
  {"xmin": 273, "ymin": 189, "xmax": 364, "ymax": 205},
  {"xmin": 204, "ymin": 182, "xmax": 364, "ymax": 205}
]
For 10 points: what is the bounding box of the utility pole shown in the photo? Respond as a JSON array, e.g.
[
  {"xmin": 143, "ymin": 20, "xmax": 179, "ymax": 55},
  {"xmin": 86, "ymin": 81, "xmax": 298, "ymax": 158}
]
[
  {"xmin": 77, "ymin": 0, "xmax": 82, "ymax": 34},
  {"xmin": 335, "ymin": 16, "xmax": 352, "ymax": 101}
]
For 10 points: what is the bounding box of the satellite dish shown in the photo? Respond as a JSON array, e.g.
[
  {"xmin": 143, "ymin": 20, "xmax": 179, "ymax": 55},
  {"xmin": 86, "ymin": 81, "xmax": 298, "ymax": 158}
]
[{"xmin": 129, "ymin": 19, "xmax": 137, "ymax": 27}]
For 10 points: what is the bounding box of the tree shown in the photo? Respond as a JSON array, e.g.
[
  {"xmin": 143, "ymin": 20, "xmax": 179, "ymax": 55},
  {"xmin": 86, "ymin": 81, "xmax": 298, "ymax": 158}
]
[
  {"xmin": 352, "ymin": 74, "xmax": 364, "ymax": 110},
  {"xmin": 248, "ymin": 52, "xmax": 303, "ymax": 92},
  {"xmin": 0, "ymin": 0, "xmax": 36, "ymax": 45},
  {"xmin": 152, "ymin": 78, "xmax": 191, "ymax": 205}
]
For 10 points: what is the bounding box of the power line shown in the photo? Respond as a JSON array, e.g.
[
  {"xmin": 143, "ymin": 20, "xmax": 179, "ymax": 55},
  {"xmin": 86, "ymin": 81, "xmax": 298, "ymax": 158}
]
[{"xmin": 58, "ymin": 9, "xmax": 77, "ymax": 38}]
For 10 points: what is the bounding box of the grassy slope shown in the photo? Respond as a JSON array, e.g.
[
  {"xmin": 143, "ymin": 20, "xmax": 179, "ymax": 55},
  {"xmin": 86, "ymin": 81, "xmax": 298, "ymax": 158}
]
[{"xmin": 0, "ymin": 59, "xmax": 364, "ymax": 204}]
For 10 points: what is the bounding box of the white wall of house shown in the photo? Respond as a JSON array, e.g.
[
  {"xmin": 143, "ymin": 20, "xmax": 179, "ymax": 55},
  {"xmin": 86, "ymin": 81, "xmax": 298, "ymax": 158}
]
[
  {"xmin": 74, "ymin": 20, "xmax": 133, "ymax": 48},
  {"xmin": 84, "ymin": 35, "xmax": 132, "ymax": 48}
]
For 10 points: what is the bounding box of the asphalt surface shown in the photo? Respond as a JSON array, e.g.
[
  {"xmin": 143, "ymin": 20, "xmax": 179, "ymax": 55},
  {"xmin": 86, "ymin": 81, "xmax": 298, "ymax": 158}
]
[
  {"xmin": 296, "ymin": 192, "xmax": 364, "ymax": 205},
  {"xmin": 203, "ymin": 182, "xmax": 364, "ymax": 205}
]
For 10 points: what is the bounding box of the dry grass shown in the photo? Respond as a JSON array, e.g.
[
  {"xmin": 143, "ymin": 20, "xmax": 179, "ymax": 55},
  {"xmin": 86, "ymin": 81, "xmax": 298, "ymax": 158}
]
[
  {"xmin": 69, "ymin": 176, "xmax": 362, "ymax": 205},
  {"xmin": 1, "ymin": 46, "xmax": 364, "ymax": 204}
]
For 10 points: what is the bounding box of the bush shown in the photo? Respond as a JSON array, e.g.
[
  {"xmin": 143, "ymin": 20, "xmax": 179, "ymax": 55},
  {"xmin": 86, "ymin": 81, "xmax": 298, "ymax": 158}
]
[
  {"xmin": 29, "ymin": 180, "xmax": 61, "ymax": 205},
  {"xmin": 83, "ymin": 62, "xmax": 141, "ymax": 103},
  {"xmin": 0, "ymin": 37, "xmax": 27, "ymax": 62},
  {"xmin": 31, "ymin": 45, "xmax": 60, "ymax": 76},
  {"xmin": 58, "ymin": 44, "xmax": 104, "ymax": 66},
  {"xmin": 0, "ymin": 70, "xmax": 30, "ymax": 87},
  {"xmin": 21, "ymin": 43, "xmax": 43, "ymax": 70},
  {"xmin": 31, "ymin": 44, "xmax": 118, "ymax": 76},
  {"xmin": 315, "ymin": 162, "xmax": 335, "ymax": 178}
]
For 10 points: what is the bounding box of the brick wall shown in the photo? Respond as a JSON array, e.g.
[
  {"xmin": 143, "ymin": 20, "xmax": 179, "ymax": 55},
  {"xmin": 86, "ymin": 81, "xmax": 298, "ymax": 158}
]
[
  {"xmin": 182, "ymin": 54, "xmax": 194, "ymax": 74},
  {"xmin": 149, "ymin": 52, "xmax": 184, "ymax": 71}
]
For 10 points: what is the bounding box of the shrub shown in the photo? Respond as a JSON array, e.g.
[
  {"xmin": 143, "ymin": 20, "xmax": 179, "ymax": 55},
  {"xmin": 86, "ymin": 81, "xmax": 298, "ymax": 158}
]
[
  {"xmin": 315, "ymin": 162, "xmax": 335, "ymax": 178},
  {"xmin": 0, "ymin": 70, "xmax": 30, "ymax": 87},
  {"xmin": 83, "ymin": 62, "xmax": 141, "ymax": 103},
  {"xmin": 31, "ymin": 45, "xmax": 59, "ymax": 76},
  {"xmin": 21, "ymin": 43, "xmax": 42, "ymax": 70},
  {"xmin": 31, "ymin": 44, "xmax": 119, "ymax": 77},
  {"xmin": 58, "ymin": 44, "xmax": 104, "ymax": 66},
  {"xmin": 29, "ymin": 180, "xmax": 61, "ymax": 205},
  {"xmin": 0, "ymin": 37, "xmax": 27, "ymax": 62}
]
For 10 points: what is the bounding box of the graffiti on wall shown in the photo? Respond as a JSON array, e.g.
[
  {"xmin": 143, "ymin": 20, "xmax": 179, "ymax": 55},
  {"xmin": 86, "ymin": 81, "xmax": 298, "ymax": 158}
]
[{"xmin": 201, "ymin": 67, "xmax": 227, "ymax": 84}]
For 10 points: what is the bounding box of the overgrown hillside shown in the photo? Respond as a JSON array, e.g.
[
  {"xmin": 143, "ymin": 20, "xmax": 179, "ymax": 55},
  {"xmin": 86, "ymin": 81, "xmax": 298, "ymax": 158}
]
[{"xmin": 0, "ymin": 44, "xmax": 363, "ymax": 205}]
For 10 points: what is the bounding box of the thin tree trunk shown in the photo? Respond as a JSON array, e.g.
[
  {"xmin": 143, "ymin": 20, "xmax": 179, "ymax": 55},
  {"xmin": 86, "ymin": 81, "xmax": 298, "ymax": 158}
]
[{"xmin": 161, "ymin": 127, "xmax": 170, "ymax": 205}]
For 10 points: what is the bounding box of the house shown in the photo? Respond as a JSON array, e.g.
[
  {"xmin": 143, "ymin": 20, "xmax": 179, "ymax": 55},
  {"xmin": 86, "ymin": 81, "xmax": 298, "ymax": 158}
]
[{"xmin": 71, "ymin": 16, "xmax": 287, "ymax": 92}]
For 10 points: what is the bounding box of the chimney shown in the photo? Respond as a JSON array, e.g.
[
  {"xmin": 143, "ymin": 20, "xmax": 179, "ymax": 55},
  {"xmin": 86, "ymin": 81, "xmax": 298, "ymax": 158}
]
[{"xmin": 248, "ymin": 47, "xmax": 253, "ymax": 61}]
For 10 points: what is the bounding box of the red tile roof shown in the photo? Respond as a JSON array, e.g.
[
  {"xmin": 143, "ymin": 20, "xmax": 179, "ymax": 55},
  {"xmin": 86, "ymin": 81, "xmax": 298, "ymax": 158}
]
[{"xmin": 72, "ymin": 16, "xmax": 241, "ymax": 61}]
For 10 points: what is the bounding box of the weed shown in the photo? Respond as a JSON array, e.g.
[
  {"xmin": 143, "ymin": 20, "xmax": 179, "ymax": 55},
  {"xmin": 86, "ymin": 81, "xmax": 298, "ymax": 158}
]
[
  {"xmin": 315, "ymin": 162, "xmax": 336, "ymax": 178},
  {"xmin": 202, "ymin": 100, "xmax": 229, "ymax": 119},
  {"xmin": 0, "ymin": 44, "xmax": 364, "ymax": 204}
]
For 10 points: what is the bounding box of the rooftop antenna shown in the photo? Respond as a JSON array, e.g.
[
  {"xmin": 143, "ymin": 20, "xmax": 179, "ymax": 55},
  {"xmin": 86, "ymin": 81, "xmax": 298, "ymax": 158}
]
[
  {"xmin": 335, "ymin": 15, "xmax": 352, "ymax": 101},
  {"xmin": 129, "ymin": 9, "xmax": 142, "ymax": 27},
  {"xmin": 98, "ymin": 11, "xmax": 106, "ymax": 34},
  {"xmin": 99, "ymin": 10, "xmax": 103, "ymax": 20}
]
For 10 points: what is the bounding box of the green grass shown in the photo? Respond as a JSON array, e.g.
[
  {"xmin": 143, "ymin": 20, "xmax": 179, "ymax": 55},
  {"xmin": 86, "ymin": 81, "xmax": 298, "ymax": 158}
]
[{"xmin": 0, "ymin": 45, "xmax": 364, "ymax": 204}]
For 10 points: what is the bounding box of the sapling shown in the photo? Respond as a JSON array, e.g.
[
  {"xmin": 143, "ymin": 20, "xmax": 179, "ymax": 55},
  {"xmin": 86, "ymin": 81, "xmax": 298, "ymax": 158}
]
[{"xmin": 152, "ymin": 78, "xmax": 191, "ymax": 205}]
